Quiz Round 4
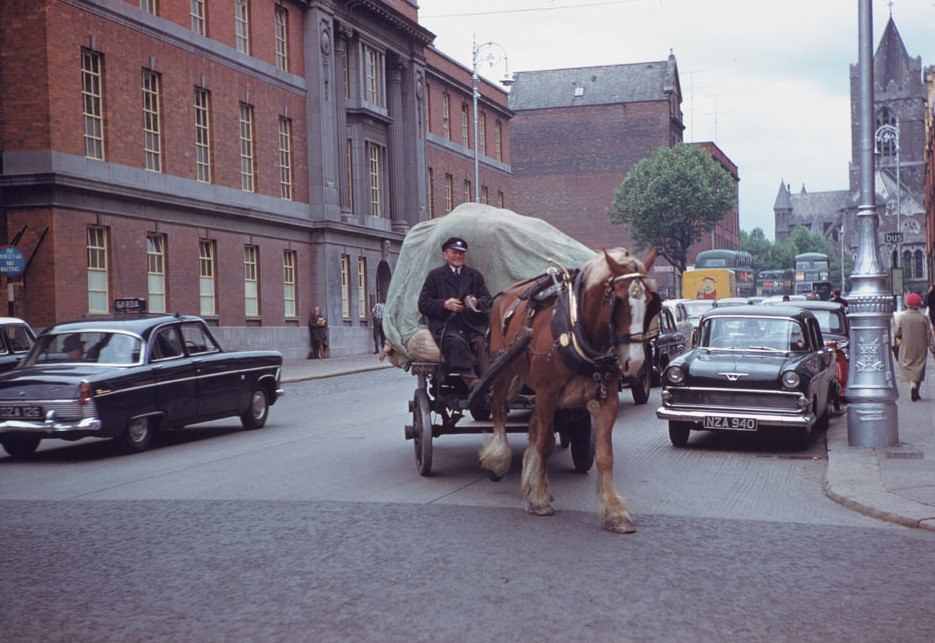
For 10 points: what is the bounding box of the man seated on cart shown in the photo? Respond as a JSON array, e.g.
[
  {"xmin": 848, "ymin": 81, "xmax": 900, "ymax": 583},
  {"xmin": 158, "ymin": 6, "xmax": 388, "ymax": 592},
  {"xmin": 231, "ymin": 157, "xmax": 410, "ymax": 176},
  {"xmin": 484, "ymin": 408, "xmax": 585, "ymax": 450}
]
[{"xmin": 418, "ymin": 236, "xmax": 492, "ymax": 390}]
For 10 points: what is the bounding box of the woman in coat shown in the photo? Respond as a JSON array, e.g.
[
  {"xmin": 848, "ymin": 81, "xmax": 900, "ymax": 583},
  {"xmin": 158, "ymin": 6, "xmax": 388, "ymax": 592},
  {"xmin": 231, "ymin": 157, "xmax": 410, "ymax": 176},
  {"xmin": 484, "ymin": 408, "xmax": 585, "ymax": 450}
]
[{"xmin": 895, "ymin": 292, "xmax": 933, "ymax": 401}]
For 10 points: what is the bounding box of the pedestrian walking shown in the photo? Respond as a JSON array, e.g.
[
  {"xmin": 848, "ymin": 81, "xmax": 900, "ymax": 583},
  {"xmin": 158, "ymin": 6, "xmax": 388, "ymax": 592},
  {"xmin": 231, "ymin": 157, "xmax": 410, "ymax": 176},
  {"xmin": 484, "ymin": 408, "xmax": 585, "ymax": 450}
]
[
  {"xmin": 894, "ymin": 292, "xmax": 933, "ymax": 401},
  {"xmin": 371, "ymin": 300, "xmax": 385, "ymax": 354}
]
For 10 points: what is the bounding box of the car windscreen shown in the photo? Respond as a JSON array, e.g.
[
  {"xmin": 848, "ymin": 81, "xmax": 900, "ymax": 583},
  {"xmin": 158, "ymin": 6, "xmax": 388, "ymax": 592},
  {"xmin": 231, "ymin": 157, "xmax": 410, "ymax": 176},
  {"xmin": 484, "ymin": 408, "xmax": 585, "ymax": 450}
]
[
  {"xmin": 683, "ymin": 300, "xmax": 715, "ymax": 318},
  {"xmin": 27, "ymin": 331, "xmax": 143, "ymax": 366},
  {"xmin": 809, "ymin": 309, "xmax": 844, "ymax": 334},
  {"xmin": 703, "ymin": 317, "xmax": 807, "ymax": 351},
  {"xmin": 1, "ymin": 324, "xmax": 34, "ymax": 354}
]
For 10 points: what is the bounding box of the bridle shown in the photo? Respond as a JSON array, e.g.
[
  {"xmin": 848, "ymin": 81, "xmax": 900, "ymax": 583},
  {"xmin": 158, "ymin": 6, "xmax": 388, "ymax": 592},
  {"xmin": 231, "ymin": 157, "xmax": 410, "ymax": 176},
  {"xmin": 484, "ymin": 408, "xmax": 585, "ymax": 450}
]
[{"xmin": 603, "ymin": 271, "xmax": 660, "ymax": 347}]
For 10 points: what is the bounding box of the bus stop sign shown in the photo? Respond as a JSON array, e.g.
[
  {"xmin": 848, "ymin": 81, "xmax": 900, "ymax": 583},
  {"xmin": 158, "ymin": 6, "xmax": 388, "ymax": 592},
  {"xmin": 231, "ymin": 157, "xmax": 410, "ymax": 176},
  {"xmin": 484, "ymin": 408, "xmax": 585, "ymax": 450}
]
[{"xmin": 0, "ymin": 247, "xmax": 25, "ymax": 276}]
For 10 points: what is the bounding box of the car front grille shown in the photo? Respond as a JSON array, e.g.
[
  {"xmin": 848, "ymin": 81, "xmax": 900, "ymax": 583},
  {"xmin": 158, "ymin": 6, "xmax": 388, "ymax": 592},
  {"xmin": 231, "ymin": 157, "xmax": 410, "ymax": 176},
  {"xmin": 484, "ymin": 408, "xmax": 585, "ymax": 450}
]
[{"xmin": 666, "ymin": 387, "xmax": 802, "ymax": 412}]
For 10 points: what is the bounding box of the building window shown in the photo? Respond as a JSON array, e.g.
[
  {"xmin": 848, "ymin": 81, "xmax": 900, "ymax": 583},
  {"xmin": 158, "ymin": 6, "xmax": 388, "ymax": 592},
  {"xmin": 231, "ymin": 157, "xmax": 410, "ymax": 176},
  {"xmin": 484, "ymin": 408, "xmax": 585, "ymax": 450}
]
[
  {"xmin": 239, "ymin": 103, "xmax": 255, "ymax": 192},
  {"xmin": 357, "ymin": 257, "xmax": 367, "ymax": 321},
  {"xmin": 361, "ymin": 43, "xmax": 385, "ymax": 108},
  {"xmin": 194, "ymin": 88, "xmax": 212, "ymax": 182},
  {"xmin": 914, "ymin": 249, "xmax": 924, "ymax": 280},
  {"xmin": 460, "ymin": 102, "xmax": 469, "ymax": 147},
  {"xmin": 497, "ymin": 190, "xmax": 504, "ymax": 208},
  {"xmin": 876, "ymin": 108, "xmax": 897, "ymax": 157},
  {"xmin": 343, "ymin": 46, "xmax": 350, "ymax": 100},
  {"xmin": 81, "ymin": 49, "xmax": 105, "ymax": 160},
  {"xmin": 479, "ymin": 111, "xmax": 487, "ymax": 156},
  {"xmin": 140, "ymin": 0, "xmax": 157, "ymax": 15},
  {"xmin": 147, "ymin": 233, "xmax": 167, "ymax": 313},
  {"xmin": 425, "ymin": 83, "xmax": 432, "ymax": 133},
  {"xmin": 345, "ymin": 139, "xmax": 354, "ymax": 211},
  {"xmin": 366, "ymin": 141, "xmax": 384, "ymax": 217},
  {"xmin": 244, "ymin": 245, "xmax": 259, "ymax": 317},
  {"xmin": 234, "ymin": 0, "xmax": 250, "ymax": 54},
  {"xmin": 495, "ymin": 120, "xmax": 503, "ymax": 161},
  {"xmin": 199, "ymin": 239, "xmax": 216, "ymax": 316},
  {"xmin": 283, "ymin": 250, "xmax": 297, "ymax": 318},
  {"xmin": 441, "ymin": 92, "xmax": 450, "ymax": 140},
  {"xmin": 278, "ymin": 117, "xmax": 293, "ymax": 200},
  {"xmin": 274, "ymin": 6, "xmax": 288, "ymax": 72},
  {"xmin": 427, "ymin": 167, "xmax": 435, "ymax": 218},
  {"xmin": 87, "ymin": 226, "xmax": 109, "ymax": 314},
  {"xmin": 444, "ymin": 174, "xmax": 453, "ymax": 213},
  {"xmin": 190, "ymin": 0, "xmax": 206, "ymax": 35},
  {"xmin": 340, "ymin": 254, "xmax": 351, "ymax": 319},
  {"xmin": 142, "ymin": 69, "xmax": 162, "ymax": 172},
  {"xmin": 463, "ymin": 179, "xmax": 471, "ymax": 204},
  {"xmin": 481, "ymin": 185, "xmax": 489, "ymax": 205}
]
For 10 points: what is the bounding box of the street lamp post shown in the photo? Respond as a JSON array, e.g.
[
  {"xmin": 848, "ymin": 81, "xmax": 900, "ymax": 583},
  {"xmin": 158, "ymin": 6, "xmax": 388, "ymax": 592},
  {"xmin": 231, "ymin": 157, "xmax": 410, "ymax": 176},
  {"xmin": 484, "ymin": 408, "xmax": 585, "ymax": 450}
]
[
  {"xmin": 472, "ymin": 35, "xmax": 509, "ymax": 203},
  {"xmin": 846, "ymin": 0, "xmax": 899, "ymax": 447},
  {"xmin": 875, "ymin": 118, "xmax": 901, "ymax": 303}
]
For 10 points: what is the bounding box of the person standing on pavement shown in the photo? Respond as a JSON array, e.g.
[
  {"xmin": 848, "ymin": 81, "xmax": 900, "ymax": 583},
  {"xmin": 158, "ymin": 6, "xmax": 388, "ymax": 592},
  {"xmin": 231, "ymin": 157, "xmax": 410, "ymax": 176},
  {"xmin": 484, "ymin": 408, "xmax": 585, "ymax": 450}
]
[
  {"xmin": 371, "ymin": 300, "xmax": 385, "ymax": 354},
  {"xmin": 418, "ymin": 236, "xmax": 492, "ymax": 389},
  {"xmin": 894, "ymin": 292, "xmax": 933, "ymax": 401},
  {"xmin": 308, "ymin": 306, "xmax": 328, "ymax": 359}
]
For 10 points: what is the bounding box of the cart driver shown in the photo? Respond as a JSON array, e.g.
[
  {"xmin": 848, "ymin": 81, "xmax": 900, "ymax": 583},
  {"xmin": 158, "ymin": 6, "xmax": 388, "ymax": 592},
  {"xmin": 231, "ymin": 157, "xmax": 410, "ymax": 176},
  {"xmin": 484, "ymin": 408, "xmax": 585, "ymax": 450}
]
[{"xmin": 418, "ymin": 236, "xmax": 492, "ymax": 390}]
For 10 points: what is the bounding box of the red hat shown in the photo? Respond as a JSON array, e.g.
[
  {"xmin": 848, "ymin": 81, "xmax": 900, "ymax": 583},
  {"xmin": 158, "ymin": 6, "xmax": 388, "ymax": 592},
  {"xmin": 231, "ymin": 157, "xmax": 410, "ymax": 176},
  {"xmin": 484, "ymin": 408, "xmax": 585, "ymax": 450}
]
[{"xmin": 905, "ymin": 292, "xmax": 922, "ymax": 308}]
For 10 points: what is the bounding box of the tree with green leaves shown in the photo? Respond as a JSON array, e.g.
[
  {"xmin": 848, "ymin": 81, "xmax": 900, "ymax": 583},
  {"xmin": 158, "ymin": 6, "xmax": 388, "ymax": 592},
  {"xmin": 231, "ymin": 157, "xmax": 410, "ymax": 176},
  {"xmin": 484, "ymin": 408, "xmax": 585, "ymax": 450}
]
[
  {"xmin": 741, "ymin": 226, "xmax": 853, "ymax": 290},
  {"xmin": 607, "ymin": 144, "xmax": 736, "ymax": 274}
]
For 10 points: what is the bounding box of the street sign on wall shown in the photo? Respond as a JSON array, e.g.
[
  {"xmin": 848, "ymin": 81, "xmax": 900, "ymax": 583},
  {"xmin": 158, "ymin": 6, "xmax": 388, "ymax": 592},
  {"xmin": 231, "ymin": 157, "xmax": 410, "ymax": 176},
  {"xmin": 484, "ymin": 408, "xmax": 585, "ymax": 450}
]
[
  {"xmin": 0, "ymin": 247, "xmax": 25, "ymax": 277},
  {"xmin": 884, "ymin": 232, "xmax": 904, "ymax": 244}
]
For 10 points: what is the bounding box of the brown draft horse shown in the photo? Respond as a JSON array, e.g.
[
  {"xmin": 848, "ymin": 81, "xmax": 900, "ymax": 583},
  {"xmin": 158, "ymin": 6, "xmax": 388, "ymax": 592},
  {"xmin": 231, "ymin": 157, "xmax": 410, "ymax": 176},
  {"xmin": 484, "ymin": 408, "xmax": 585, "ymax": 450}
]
[{"xmin": 479, "ymin": 248, "xmax": 660, "ymax": 533}]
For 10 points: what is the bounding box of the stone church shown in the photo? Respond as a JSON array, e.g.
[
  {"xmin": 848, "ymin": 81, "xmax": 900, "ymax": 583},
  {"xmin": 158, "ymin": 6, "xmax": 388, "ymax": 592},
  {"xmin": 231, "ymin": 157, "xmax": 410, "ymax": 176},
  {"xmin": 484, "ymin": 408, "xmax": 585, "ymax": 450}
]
[{"xmin": 774, "ymin": 16, "xmax": 930, "ymax": 293}]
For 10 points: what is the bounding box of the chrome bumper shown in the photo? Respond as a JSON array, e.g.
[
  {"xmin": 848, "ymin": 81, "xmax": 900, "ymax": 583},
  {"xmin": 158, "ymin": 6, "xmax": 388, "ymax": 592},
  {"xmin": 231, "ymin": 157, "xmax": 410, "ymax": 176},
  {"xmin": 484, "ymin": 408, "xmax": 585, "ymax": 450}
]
[
  {"xmin": 655, "ymin": 406, "xmax": 815, "ymax": 429},
  {"xmin": 0, "ymin": 416, "xmax": 103, "ymax": 435}
]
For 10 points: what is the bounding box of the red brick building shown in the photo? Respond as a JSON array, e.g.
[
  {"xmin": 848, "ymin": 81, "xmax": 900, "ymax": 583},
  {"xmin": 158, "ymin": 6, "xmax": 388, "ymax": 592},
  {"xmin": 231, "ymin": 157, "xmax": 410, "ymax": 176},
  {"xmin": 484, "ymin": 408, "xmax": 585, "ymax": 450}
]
[
  {"xmin": 0, "ymin": 0, "xmax": 511, "ymax": 356},
  {"xmin": 508, "ymin": 55, "xmax": 739, "ymax": 296}
]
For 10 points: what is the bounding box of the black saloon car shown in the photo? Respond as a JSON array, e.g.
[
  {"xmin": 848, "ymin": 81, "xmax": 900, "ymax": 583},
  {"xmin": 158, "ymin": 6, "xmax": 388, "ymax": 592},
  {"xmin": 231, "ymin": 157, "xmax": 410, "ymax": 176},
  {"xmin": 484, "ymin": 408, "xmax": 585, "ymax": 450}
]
[
  {"xmin": 0, "ymin": 314, "xmax": 283, "ymax": 458},
  {"xmin": 651, "ymin": 305, "xmax": 688, "ymax": 385},
  {"xmin": 655, "ymin": 305, "xmax": 837, "ymax": 449},
  {"xmin": 0, "ymin": 317, "xmax": 36, "ymax": 372}
]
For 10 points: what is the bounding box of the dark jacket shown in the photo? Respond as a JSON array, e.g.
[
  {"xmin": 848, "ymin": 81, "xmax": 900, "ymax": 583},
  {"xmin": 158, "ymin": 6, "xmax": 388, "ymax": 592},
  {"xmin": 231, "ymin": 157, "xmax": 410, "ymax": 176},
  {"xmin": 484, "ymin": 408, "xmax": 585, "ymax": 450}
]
[{"xmin": 418, "ymin": 264, "xmax": 492, "ymax": 341}]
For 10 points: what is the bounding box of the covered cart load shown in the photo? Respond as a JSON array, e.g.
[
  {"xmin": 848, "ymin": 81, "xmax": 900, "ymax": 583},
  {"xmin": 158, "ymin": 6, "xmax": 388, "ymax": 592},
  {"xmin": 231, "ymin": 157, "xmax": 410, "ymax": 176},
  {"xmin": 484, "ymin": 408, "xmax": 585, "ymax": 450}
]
[{"xmin": 383, "ymin": 203, "xmax": 596, "ymax": 369}]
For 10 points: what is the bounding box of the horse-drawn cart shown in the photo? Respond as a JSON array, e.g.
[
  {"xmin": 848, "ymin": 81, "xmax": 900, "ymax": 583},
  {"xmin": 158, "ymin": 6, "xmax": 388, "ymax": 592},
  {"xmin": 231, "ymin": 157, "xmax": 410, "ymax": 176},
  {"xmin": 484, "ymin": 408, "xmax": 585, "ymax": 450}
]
[{"xmin": 384, "ymin": 204, "xmax": 654, "ymax": 477}]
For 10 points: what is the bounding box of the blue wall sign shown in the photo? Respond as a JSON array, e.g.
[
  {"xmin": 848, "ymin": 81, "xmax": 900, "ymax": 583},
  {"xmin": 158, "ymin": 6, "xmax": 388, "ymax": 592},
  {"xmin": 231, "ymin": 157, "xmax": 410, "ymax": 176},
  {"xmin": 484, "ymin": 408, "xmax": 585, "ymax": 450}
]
[{"xmin": 0, "ymin": 247, "xmax": 25, "ymax": 276}]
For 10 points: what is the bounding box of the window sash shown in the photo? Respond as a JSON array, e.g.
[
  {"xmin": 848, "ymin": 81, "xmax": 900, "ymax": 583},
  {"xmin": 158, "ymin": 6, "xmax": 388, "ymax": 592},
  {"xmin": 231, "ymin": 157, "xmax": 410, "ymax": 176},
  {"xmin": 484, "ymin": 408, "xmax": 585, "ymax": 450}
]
[
  {"xmin": 87, "ymin": 227, "xmax": 109, "ymax": 314},
  {"xmin": 495, "ymin": 120, "xmax": 503, "ymax": 161},
  {"xmin": 479, "ymin": 112, "xmax": 487, "ymax": 156},
  {"xmin": 140, "ymin": 0, "xmax": 157, "ymax": 15},
  {"xmin": 235, "ymin": 0, "xmax": 250, "ymax": 54},
  {"xmin": 340, "ymin": 255, "xmax": 351, "ymax": 319},
  {"xmin": 239, "ymin": 103, "xmax": 255, "ymax": 192},
  {"xmin": 357, "ymin": 257, "xmax": 367, "ymax": 321},
  {"xmin": 283, "ymin": 250, "xmax": 296, "ymax": 318},
  {"xmin": 460, "ymin": 103, "xmax": 469, "ymax": 147},
  {"xmin": 244, "ymin": 245, "xmax": 258, "ymax": 317},
  {"xmin": 361, "ymin": 44, "xmax": 384, "ymax": 107},
  {"xmin": 274, "ymin": 7, "xmax": 288, "ymax": 71},
  {"xmin": 444, "ymin": 174, "xmax": 453, "ymax": 213},
  {"xmin": 190, "ymin": 0, "xmax": 205, "ymax": 35},
  {"xmin": 345, "ymin": 139, "xmax": 355, "ymax": 211},
  {"xmin": 367, "ymin": 142, "xmax": 383, "ymax": 217},
  {"xmin": 147, "ymin": 233, "xmax": 166, "ymax": 313},
  {"xmin": 81, "ymin": 49, "xmax": 105, "ymax": 160},
  {"xmin": 441, "ymin": 93, "xmax": 450, "ymax": 140},
  {"xmin": 142, "ymin": 70, "xmax": 162, "ymax": 172},
  {"xmin": 199, "ymin": 240, "xmax": 216, "ymax": 316},
  {"xmin": 194, "ymin": 88, "xmax": 212, "ymax": 182},
  {"xmin": 278, "ymin": 117, "xmax": 293, "ymax": 200}
]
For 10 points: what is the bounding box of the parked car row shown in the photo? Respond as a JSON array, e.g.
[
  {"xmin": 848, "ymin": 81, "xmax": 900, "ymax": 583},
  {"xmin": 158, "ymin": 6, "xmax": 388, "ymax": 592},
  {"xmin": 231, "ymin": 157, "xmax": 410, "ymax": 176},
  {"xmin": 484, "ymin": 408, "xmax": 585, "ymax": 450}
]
[{"xmin": 0, "ymin": 313, "xmax": 283, "ymax": 459}]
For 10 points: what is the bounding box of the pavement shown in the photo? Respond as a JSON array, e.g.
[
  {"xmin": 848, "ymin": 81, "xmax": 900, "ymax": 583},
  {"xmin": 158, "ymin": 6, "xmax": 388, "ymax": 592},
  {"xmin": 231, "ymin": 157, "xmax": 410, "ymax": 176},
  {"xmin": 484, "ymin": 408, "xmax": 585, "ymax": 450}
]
[{"xmin": 280, "ymin": 351, "xmax": 935, "ymax": 531}]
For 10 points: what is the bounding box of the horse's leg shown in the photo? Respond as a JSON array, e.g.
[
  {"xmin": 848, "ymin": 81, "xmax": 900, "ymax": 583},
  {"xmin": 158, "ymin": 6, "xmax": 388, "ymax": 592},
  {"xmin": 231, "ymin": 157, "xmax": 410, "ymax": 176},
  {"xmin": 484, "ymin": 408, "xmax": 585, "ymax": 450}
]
[
  {"xmin": 479, "ymin": 373, "xmax": 514, "ymax": 480},
  {"xmin": 594, "ymin": 395, "xmax": 634, "ymax": 533},
  {"xmin": 521, "ymin": 396, "xmax": 556, "ymax": 516}
]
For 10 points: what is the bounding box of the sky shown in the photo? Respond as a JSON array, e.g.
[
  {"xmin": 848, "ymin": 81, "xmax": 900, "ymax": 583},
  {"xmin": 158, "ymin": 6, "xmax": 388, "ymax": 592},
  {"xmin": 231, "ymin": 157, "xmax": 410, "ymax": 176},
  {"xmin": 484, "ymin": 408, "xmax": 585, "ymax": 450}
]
[{"xmin": 416, "ymin": 0, "xmax": 935, "ymax": 239}]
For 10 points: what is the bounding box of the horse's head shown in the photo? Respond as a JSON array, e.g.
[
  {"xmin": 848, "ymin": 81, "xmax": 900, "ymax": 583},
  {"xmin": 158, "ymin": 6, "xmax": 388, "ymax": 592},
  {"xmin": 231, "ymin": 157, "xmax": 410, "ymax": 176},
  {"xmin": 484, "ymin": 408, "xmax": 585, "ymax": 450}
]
[{"xmin": 582, "ymin": 247, "xmax": 661, "ymax": 379}]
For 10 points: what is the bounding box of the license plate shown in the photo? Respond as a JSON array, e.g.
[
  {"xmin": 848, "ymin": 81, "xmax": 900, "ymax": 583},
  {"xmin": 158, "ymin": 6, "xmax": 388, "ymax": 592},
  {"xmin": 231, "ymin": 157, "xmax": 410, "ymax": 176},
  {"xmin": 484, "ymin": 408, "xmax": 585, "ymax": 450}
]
[
  {"xmin": 703, "ymin": 416, "xmax": 757, "ymax": 431},
  {"xmin": 0, "ymin": 405, "xmax": 43, "ymax": 419}
]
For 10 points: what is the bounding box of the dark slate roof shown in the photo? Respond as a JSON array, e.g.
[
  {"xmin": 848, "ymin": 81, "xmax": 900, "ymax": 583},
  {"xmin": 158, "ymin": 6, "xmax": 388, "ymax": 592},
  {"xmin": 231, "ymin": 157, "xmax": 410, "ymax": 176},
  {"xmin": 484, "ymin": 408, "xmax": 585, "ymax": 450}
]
[
  {"xmin": 789, "ymin": 190, "xmax": 852, "ymax": 224},
  {"xmin": 774, "ymin": 180, "xmax": 793, "ymax": 210},
  {"xmin": 509, "ymin": 55, "xmax": 679, "ymax": 111},
  {"xmin": 874, "ymin": 17, "xmax": 912, "ymax": 88}
]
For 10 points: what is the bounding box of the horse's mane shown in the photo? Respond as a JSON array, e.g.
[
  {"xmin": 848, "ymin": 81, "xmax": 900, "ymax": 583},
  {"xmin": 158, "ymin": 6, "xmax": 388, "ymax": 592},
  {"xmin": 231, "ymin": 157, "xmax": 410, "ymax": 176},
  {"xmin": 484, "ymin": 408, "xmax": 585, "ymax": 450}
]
[{"xmin": 581, "ymin": 248, "xmax": 640, "ymax": 291}]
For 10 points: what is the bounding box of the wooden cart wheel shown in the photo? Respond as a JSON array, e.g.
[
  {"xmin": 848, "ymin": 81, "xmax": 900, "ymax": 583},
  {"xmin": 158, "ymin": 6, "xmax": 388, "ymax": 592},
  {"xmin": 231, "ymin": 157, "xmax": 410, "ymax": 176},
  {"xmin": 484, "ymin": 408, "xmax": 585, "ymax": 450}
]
[{"xmin": 412, "ymin": 388, "xmax": 433, "ymax": 476}]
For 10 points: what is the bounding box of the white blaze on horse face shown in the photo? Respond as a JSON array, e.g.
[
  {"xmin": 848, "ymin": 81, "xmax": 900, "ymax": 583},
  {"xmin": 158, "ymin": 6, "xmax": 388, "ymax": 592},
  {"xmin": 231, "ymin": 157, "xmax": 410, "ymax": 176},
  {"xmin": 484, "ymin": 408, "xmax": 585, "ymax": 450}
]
[{"xmin": 615, "ymin": 277, "xmax": 647, "ymax": 378}]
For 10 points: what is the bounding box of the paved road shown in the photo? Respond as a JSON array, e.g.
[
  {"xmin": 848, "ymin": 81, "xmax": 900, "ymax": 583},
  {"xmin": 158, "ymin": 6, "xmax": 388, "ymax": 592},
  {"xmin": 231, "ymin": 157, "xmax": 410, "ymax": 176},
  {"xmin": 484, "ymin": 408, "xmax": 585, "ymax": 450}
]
[{"xmin": 2, "ymin": 369, "xmax": 934, "ymax": 642}]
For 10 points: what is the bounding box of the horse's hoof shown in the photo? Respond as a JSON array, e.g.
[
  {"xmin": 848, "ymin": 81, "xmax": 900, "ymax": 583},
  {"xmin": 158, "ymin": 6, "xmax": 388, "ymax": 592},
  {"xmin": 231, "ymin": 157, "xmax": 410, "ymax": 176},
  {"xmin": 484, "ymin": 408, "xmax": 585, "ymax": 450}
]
[
  {"xmin": 525, "ymin": 504, "xmax": 555, "ymax": 517},
  {"xmin": 488, "ymin": 472, "xmax": 503, "ymax": 482},
  {"xmin": 603, "ymin": 516, "xmax": 636, "ymax": 534}
]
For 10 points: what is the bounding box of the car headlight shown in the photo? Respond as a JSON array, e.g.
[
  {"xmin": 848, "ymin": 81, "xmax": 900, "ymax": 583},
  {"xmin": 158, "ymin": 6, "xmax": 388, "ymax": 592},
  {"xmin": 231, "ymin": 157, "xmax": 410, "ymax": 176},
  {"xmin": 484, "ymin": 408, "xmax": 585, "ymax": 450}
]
[
  {"xmin": 782, "ymin": 371, "xmax": 800, "ymax": 389},
  {"xmin": 666, "ymin": 365, "xmax": 685, "ymax": 385}
]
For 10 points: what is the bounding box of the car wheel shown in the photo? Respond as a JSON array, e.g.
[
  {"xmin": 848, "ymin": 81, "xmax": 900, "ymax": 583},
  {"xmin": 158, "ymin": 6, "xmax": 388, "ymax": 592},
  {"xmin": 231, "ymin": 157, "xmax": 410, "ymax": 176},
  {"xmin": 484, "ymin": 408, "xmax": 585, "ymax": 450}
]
[
  {"xmin": 668, "ymin": 421, "xmax": 691, "ymax": 447},
  {"xmin": 630, "ymin": 360, "xmax": 652, "ymax": 405},
  {"xmin": 241, "ymin": 386, "xmax": 270, "ymax": 430},
  {"xmin": 118, "ymin": 416, "xmax": 154, "ymax": 454},
  {"xmin": 1, "ymin": 437, "xmax": 41, "ymax": 459}
]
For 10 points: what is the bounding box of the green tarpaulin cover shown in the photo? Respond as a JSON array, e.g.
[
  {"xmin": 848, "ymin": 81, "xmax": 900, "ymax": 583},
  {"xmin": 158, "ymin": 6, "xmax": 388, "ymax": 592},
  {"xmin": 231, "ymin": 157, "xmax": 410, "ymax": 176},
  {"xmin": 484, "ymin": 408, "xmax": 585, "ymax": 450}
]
[{"xmin": 382, "ymin": 203, "xmax": 597, "ymax": 369}]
